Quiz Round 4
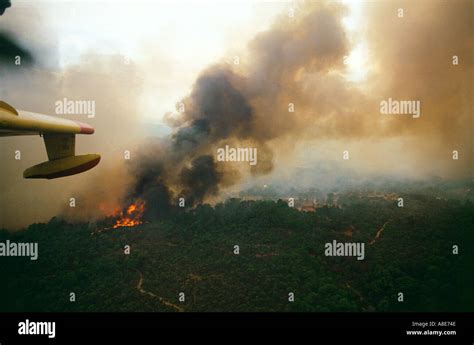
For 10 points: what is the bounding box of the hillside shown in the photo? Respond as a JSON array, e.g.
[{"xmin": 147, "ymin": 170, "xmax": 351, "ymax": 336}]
[{"xmin": 1, "ymin": 196, "xmax": 473, "ymax": 312}]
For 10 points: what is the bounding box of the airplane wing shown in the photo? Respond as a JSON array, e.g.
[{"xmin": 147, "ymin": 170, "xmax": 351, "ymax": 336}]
[{"xmin": 0, "ymin": 100, "xmax": 100, "ymax": 179}]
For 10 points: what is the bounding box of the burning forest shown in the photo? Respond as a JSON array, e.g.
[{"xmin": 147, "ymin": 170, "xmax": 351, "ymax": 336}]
[
  {"xmin": 89, "ymin": 1, "xmax": 354, "ymax": 222},
  {"xmin": 1, "ymin": 0, "xmax": 471, "ymax": 231},
  {"xmin": 92, "ymin": 0, "xmax": 471, "ymax": 226},
  {"xmin": 112, "ymin": 199, "xmax": 146, "ymax": 229},
  {"xmin": 0, "ymin": 1, "xmax": 473, "ymax": 340}
]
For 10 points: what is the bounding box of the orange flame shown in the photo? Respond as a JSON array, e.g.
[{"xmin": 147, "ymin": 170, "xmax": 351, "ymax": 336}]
[{"xmin": 112, "ymin": 199, "xmax": 145, "ymax": 229}]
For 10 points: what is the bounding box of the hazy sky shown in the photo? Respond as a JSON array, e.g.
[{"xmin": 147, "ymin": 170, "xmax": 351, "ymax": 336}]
[
  {"xmin": 3, "ymin": 0, "xmax": 367, "ymax": 123},
  {"xmin": 7, "ymin": 0, "xmax": 285, "ymax": 122}
]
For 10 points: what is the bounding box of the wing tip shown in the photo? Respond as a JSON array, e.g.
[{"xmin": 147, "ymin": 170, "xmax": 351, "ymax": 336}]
[
  {"xmin": 23, "ymin": 154, "xmax": 101, "ymax": 179},
  {"xmin": 78, "ymin": 122, "xmax": 95, "ymax": 134}
]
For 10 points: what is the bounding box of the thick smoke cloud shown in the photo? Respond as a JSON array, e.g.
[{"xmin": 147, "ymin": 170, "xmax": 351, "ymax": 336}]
[
  {"xmin": 179, "ymin": 155, "xmax": 222, "ymax": 206},
  {"xmin": 124, "ymin": 1, "xmax": 352, "ymax": 216},
  {"xmin": 363, "ymin": 0, "xmax": 473, "ymax": 154},
  {"xmin": 172, "ymin": 68, "xmax": 253, "ymax": 154},
  {"xmin": 0, "ymin": 0, "xmax": 472, "ymax": 228},
  {"xmin": 128, "ymin": 0, "xmax": 471, "ymax": 219}
]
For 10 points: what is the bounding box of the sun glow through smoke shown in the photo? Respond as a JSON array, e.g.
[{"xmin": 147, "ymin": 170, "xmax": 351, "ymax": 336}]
[{"xmin": 342, "ymin": 0, "xmax": 369, "ymax": 82}]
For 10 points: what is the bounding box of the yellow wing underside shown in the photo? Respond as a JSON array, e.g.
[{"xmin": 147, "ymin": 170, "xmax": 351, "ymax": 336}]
[{"xmin": 0, "ymin": 101, "xmax": 100, "ymax": 179}]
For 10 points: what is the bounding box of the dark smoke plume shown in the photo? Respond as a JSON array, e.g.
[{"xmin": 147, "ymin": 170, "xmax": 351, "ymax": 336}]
[
  {"xmin": 1, "ymin": 0, "xmax": 471, "ymax": 228},
  {"xmin": 0, "ymin": 0, "xmax": 34, "ymax": 66},
  {"xmin": 124, "ymin": 1, "xmax": 350, "ymax": 218},
  {"xmin": 179, "ymin": 155, "xmax": 223, "ymax": 206},
  {"xmin": 0, "ymin": 0, "xmax": 11, "ymax": 15},
  {"xmin": 123, "ymin": 0, "xmax": 472, "ymax": 221},
  {"xmin": 0, "ymin": 32, "xmax": 34, "ymax": 65}
]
